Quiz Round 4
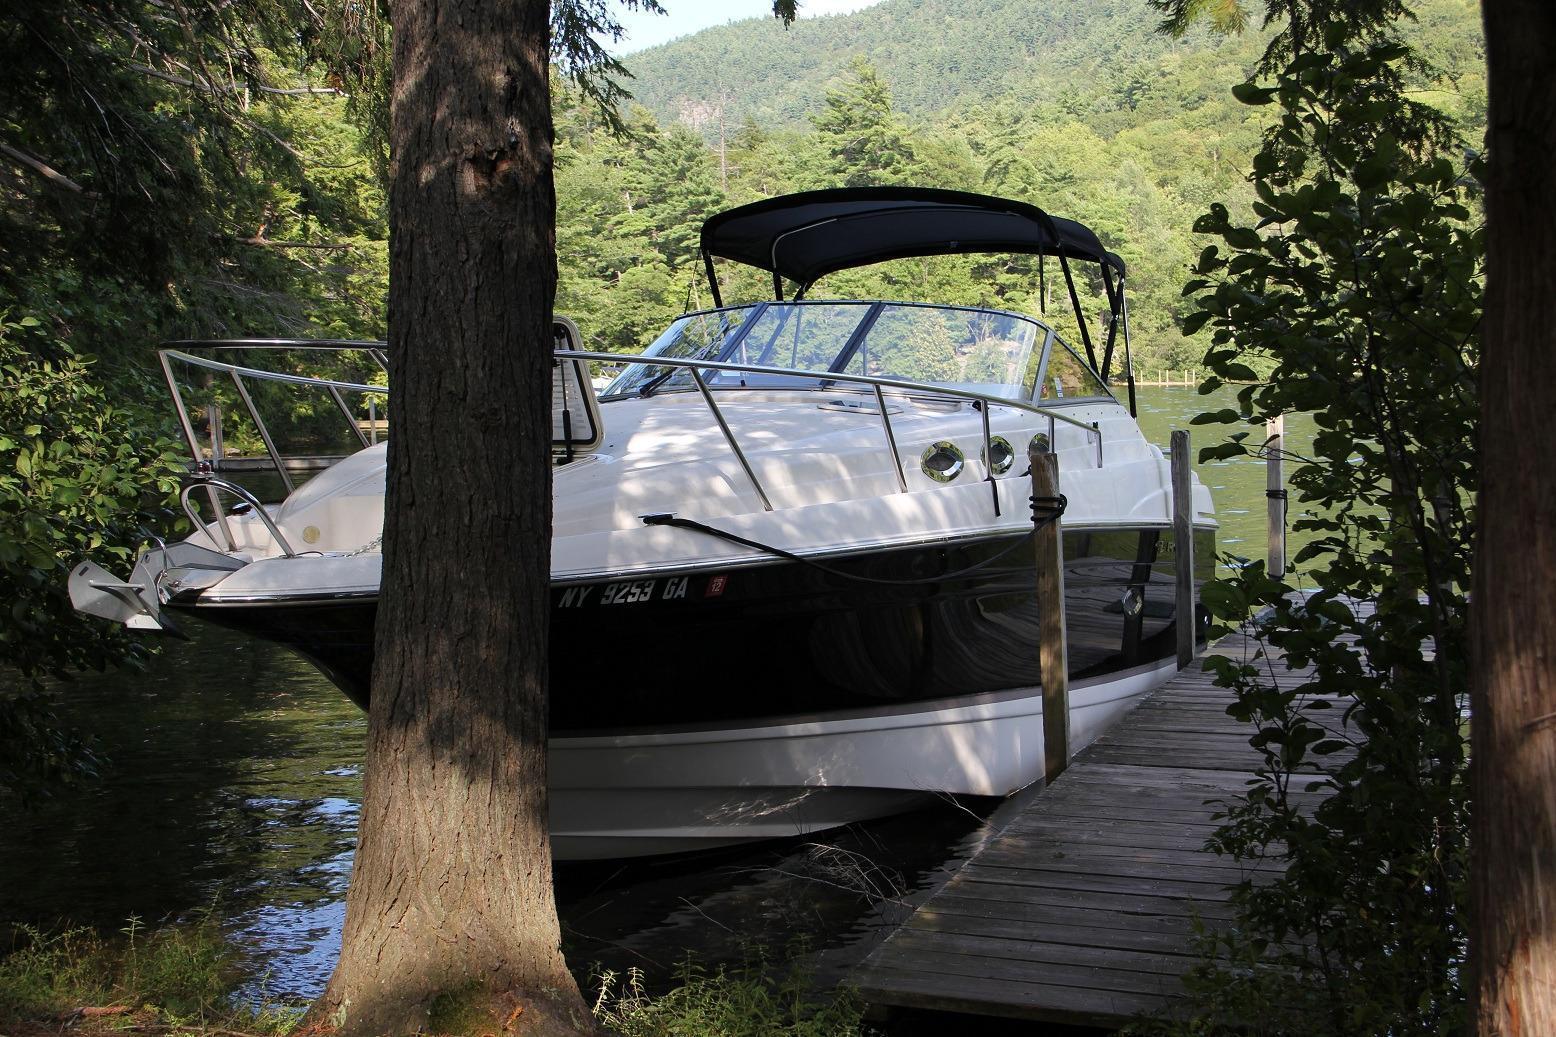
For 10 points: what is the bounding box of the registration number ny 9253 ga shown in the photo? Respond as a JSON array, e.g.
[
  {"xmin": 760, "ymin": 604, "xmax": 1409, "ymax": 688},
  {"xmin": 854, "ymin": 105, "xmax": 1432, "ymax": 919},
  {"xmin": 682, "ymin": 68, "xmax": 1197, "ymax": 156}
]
[{"xmin": 559, "ymin": 576, "xmax": 693, "ymax": 608}]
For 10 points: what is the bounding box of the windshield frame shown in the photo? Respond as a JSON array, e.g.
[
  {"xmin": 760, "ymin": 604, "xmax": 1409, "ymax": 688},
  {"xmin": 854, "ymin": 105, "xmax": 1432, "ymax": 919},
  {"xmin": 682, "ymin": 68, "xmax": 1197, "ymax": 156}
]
[{"xmin": 599, "ymin": 300, "xmax": 1113, "ymax": 405}]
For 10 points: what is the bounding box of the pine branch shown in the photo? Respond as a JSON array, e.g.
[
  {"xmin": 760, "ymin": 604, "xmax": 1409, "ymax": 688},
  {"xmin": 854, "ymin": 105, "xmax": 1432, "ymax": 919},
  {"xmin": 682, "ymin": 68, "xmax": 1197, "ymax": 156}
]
[{"xmin": 0, "ymin": 139, "xmax": 91, "ymax": 195}]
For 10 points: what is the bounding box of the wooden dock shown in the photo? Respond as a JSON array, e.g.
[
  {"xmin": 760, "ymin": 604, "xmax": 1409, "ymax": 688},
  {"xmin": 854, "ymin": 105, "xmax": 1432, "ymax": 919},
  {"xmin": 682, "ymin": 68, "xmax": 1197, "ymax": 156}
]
[{"xmin": 851, "ymin": 631, "xmax": 1327, "ymax": 1030}]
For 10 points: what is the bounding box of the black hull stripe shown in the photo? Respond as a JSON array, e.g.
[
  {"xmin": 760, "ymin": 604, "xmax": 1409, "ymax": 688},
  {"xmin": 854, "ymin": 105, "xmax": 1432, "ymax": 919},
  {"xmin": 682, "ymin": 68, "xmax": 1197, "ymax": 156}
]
[{"xmin": 187, "ymin": 525, "xmax": 1215, "ymax": 727}]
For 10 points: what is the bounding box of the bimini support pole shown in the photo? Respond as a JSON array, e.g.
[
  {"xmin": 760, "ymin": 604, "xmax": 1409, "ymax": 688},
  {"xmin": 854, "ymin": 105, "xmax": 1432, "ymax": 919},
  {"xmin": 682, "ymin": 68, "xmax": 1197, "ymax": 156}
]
[
  {"xmin": 703, "ymin": 249, "xmax": 723, "ymax": 308},
  {"xmin": 1058, "ymin": 254, "xmax": 1098, "ymax": 374},
  {"xmin": 1120, "ymin": 281, "xmax": 1138, "ymax": 418},
  {"xmin": 1099, "ymin": 266, "xmax": 1121, "ymax": 381}
]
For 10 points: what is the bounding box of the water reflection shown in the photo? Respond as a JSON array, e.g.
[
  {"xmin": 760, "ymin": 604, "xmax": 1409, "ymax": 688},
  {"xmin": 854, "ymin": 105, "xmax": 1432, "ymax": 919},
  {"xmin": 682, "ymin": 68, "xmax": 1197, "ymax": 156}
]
[
  {"xmin": 0, "ymin": 615, "xmax": 996, "ymax": 1003},
  {"xmin": 0, "ymin": 387, "xmax": 1293, "ymax": 1004}
]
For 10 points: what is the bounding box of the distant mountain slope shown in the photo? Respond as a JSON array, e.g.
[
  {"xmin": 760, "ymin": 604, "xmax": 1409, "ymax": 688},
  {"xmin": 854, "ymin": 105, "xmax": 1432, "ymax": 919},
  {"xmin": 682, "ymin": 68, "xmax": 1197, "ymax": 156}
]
[{"xmin": 621, "ymin": 0, "xmax": 1231, "ymax": 131}]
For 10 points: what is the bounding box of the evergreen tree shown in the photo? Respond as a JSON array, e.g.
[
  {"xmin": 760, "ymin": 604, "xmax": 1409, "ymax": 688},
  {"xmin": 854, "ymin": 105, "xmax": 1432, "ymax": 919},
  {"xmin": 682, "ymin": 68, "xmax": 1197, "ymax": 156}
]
[{"xmin": 812, "ymin": 57, "xmax": 917, "ymax": 187}]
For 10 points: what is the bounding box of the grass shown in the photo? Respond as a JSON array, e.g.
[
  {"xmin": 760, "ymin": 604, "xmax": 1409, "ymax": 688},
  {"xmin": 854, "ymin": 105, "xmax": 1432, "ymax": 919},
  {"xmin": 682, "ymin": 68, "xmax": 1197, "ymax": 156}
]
[
  {"xmin": 1, "ymin": 917, "xmax": 868, "ymax": 1037},
  {"xmin": 0, "ymin": 915, "xmax": 300, "ymax": 1035},
  {"xmin": 592, "ymin": 958, "xmax": 870, "ymax": 1037}
]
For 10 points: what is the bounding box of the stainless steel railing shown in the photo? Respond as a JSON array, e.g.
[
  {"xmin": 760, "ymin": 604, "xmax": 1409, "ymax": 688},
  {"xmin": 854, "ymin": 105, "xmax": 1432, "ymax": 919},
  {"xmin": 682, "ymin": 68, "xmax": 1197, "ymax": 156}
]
[
  {"xmin": 179, "ymin": 476, "xmax": 298, "ymax": 557},
  {"xmin": 153, "ymin": 339, "xmax": 1106, "ymax": 523},
  {"xmin": 157, "ymin": 345, "xmax": 388, "ymax": 494},
  {"xmin": 555, "ymin": 349, "xmax": 1104, "ymax": 514}
]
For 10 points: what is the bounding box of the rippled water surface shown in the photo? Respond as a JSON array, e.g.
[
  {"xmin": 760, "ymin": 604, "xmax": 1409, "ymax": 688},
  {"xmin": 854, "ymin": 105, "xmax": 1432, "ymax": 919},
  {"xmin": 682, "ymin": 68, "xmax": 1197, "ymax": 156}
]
[{"xmin": 0, "ymin": 386, "xmax": 1306, "ymax": 1003}]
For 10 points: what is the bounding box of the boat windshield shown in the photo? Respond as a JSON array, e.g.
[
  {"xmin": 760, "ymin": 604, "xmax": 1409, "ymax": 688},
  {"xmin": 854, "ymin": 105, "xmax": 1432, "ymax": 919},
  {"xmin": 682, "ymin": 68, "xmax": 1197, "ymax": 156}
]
[{"xmin": 604, "ymin": 301, "xmax": 1054, "ymax": 401}]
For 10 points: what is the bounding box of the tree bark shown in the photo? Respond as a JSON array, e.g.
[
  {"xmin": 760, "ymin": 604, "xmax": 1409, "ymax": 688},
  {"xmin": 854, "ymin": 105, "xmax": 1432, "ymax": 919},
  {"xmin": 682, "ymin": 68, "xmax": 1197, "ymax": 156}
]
[
  {"xmin": 310, "ymin": 0, "xmax": 589, "ymax": 1033},
  {"xmin": 1471, "ymin": 1, "xmax": 1556, "ymax": 1033}
]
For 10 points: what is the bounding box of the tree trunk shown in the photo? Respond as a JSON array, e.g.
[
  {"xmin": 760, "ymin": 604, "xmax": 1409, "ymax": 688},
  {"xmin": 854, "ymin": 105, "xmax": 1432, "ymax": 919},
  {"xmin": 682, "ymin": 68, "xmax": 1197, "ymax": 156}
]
[
  {"xmin": 310, "ymin": 0, "xmax": 589, "ymax": 1033},
  {"xmin": 1471, "ymin": 1, "xmax": 1556, "ymax": 1033}
]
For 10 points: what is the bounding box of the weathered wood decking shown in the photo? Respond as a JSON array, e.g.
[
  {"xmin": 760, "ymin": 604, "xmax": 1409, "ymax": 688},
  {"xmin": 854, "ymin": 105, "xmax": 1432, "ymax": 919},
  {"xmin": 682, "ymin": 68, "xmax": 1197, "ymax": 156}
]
[{"xmin": 851, "ymin": 632, "xmax": 1325, "ymax": 1029}]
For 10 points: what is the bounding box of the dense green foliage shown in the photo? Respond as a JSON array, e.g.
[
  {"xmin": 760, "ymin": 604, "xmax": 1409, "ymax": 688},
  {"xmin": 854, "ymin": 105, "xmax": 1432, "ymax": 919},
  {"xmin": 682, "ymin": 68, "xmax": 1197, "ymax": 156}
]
[
  {"xmin": 625, "ymin": 0, "xmax": 1483, "ymax": 129},
  {"xmin": 1, "ymin": 0, "xmax": 390, "ymax": 345},
  {"xmin": 1136, "ymin": 2, "xmax": 1480, "ymax": 1032},
  {"xmin": 0, "ymin": 317, "xmax": 185, "ymax": 800},
  {"xmin": 0, "ymin": 0, "xmax": 388, "ymax": 795},
  {"xmin": 630, "ymin": 0, "xmax": 1251, "ymax": 127}
]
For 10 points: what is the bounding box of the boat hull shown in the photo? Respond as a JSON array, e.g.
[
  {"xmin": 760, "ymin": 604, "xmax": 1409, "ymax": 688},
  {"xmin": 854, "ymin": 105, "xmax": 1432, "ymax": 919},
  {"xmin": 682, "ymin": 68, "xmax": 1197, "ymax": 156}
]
[
  {"xmin": 187, "ymin": 525, "xmax": 1210, "ymax": 858},
  {"xmin": 545, "ymin": 655, "xmax": 1178, "ymax": 858}
]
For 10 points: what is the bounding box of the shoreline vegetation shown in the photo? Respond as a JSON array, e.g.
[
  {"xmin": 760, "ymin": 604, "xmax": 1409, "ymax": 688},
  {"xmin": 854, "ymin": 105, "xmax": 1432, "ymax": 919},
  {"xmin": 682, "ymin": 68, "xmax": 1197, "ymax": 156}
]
[{"xmin": 0, "ymin": 917, "xmax": 870, "ymax": 1037}]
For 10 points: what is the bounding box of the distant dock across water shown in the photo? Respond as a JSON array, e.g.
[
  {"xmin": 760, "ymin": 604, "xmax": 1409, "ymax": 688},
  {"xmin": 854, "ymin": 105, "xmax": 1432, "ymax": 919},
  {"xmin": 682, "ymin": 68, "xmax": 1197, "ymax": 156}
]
[{"xmin": 1131, "ymin": 369, "xmax": 1203, "ymax": 387}]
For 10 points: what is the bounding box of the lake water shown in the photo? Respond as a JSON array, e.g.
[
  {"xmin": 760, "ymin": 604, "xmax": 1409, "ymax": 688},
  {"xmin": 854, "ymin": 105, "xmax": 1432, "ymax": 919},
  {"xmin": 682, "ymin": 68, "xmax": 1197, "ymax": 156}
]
[
  {"xmin": 1134, "ymin": 386, "xmax": 1316, "ymax": 567},
  {"xmin": 0, "ymin": 386, "xmax": 1308, "ymax": 1004}
]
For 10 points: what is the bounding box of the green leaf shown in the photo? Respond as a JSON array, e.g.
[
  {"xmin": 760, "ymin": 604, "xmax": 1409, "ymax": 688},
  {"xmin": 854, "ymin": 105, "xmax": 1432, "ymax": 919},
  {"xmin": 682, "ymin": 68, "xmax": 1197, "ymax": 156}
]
[
  {"xmin": 1223, "ymin": 227, "xmax": 1263, "ymax": 251},
  {"xmin": 1231, "ymin": 82, "xmax": 1278, "ymax": 106},
  {"xmin": 1355, "ymin": 154, "xmax": 1391, "ymax": 191},
  {"xmin": 1198, "ymin": 441, "xmax": 1248, "ymax": 462},
  {"xmin": 1181, "ymin": 310, "xmax": 1214, "ymax": 336}
]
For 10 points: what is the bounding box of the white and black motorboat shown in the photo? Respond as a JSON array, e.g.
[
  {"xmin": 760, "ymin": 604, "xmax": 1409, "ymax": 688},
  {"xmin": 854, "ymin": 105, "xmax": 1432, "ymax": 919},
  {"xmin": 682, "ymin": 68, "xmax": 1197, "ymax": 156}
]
[{"xmin": 71, "ymin": 188, "xmax": 1214, "ymax": 859}]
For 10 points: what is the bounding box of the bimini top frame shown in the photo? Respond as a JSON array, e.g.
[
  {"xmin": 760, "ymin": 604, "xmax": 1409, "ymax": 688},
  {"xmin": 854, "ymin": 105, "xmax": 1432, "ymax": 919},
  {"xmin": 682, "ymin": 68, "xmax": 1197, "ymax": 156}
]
[{"xmin": 698, "ymin": 187, "xmax": 1138, "ymax": 415}]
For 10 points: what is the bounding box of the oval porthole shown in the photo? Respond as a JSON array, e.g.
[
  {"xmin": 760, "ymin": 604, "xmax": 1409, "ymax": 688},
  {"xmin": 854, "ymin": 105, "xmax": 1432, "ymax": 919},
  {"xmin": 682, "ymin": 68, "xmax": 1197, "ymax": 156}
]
[
  {"xmin": 983, "ymin": 435, "xmax": 1015, "ymax": 475},
  {"xmin": 921, "ymin": 441, "xmax": 965, "ymax": 483},
  {"xmin": 1028, "ymin": 432, "xmax": 1051, "ymax": 456}
]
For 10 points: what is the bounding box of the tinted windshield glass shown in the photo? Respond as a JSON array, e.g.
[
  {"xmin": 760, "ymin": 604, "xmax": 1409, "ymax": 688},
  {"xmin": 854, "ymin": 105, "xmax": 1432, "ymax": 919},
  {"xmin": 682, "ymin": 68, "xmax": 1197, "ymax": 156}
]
[
  {"xmin": 604, "ymin": 307, "xmax": 756, "ymax": 396},
  {"xmin": 606, "ymin": 301, "xmax": 1046, "ymax": 400},
  {"xmin": 1039, "ymin": 340, "xmax": 1110, "ymax": 400},
  {"xmin": 838, "ymin": 305, "xmax": 1039, "ymax": 400},
  {"xmin": 732, "ymin": 303, "xmax": 873, "ymax": 370}
]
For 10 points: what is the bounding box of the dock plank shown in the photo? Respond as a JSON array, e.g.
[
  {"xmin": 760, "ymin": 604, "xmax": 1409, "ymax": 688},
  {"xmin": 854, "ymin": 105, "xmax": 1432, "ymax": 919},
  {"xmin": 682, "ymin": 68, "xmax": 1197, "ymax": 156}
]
[{"xmin": 851, "ymin": 629, "xmax": 1329, "ymax": 1029}]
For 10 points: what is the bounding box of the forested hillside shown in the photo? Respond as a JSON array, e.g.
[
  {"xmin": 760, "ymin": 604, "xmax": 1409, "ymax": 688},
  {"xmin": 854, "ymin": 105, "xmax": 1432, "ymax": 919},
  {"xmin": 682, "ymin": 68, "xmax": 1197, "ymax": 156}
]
[
  {"xmin": 550, "ymin": 0, "xmax": 1480, "ymax": 370},
  {"xmin": 623, "ymin": 0, "xmax": 1484, "ymax": 132},
  {"xmin": 626, "ymin": 0, "xmax": 1239, "ymax": 130}
]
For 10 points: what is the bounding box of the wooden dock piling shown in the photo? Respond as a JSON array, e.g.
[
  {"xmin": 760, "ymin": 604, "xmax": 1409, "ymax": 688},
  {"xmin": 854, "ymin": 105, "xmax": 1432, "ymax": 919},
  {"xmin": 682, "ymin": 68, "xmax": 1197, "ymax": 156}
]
[
  {"xmin": 1029, "ymin": 438, "xmax": 1069, "ymax": 784},
  {"xmin": 1171, "ymin": 430, "xmax": 1195, "ymax": 669},
  {"xmin": 1266, "ymin": 415, "xmax": 1286, "ymax": 577}
]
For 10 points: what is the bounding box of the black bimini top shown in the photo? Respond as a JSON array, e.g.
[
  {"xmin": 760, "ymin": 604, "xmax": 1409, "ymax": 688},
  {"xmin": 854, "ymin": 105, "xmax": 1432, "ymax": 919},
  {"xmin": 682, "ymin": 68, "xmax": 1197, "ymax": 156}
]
[{"xmin": 700, "ymin": 187, "xmax": 1125, "ymax": 296}]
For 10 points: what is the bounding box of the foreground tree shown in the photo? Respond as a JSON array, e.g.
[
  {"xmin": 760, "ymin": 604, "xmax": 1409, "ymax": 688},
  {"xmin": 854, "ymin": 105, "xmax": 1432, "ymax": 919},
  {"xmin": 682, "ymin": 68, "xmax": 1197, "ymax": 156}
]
[
  {"xmin": 311, "ymin": 2, "xmax": 798, "ymax": 1033},
  {"xmin": 1470, "ymin": 1, "xmax": 1556, "ymax": 1032},
  {"xmin": 308, "ymin": 0, "xmax": 589, "ymax": 1032}
]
